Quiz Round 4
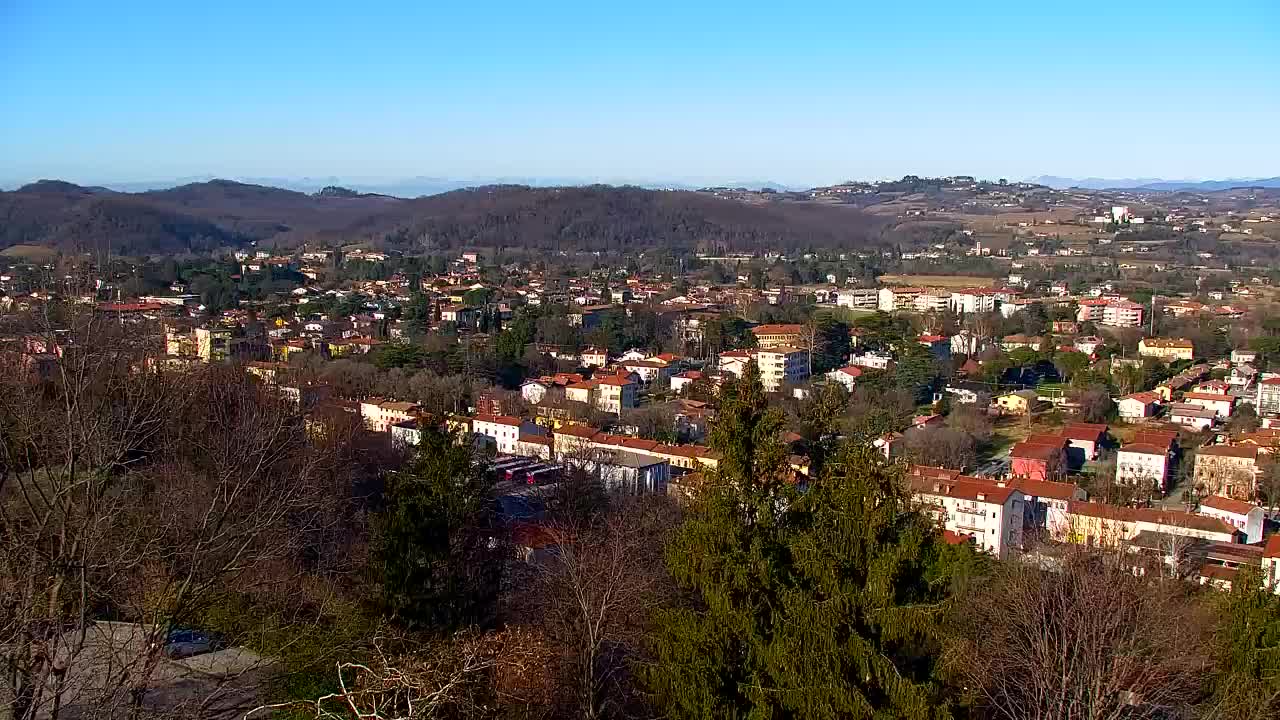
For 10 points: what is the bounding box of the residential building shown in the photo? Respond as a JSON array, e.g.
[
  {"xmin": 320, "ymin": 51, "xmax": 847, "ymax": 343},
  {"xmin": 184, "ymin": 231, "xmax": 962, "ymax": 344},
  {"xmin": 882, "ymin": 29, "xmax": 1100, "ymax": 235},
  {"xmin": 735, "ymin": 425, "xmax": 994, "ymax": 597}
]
[
  {"xmin": 670, "ymin": 370, "xmax": 704, "ymax": 394},
  {"xmin": 1263, "ymin": 535, "xmax": 1280, "ymax": 595},
  {"xmin": 835, "ymin": 288, "xmax": 879, "ymax": 310},
  {"xmin": 521, "ymin": 379, "xmax": 551, "ymax": 404},
  {"xmin": 360, "ymin": 399, "xmax": 420, "ymax": 432},
  {"xmin": 579, "ymin": 347, "xmax": 609, "ymax": 367},
  {"xmin": 909, "ymin": 475, "xmax": 1025, "ymax": 559},
  {"xmin": 912, "ymin": 291, "xmax": 951, "ymax": 313},
  {"xmin": 596, "ymin": 375, "xmax": 638, "ymax": 414},
  {"xmin": 1257, "ymin": 377, "xmax": 1280, "ymax": 416},
  {"xmin": 944, "ymin": 380, "xmax": 990, "ymax": 407},
  {"xmin": 996, "ymin": 389, "xmax": 1039, "ymax": 416},
  {"xmin": 1103, "ymin": 300, "xmax": 1145, "ymax": 327},
  {"xmin": 1116, "ymin": 443, "xmax": 1171, "ymax": 491},
  {"xmin": 1117, "ymin": 391, "xmax": 1161, "ymax": 420},
  {"xmin": 721, "ymin": 347, "xmax": 808, "ymax": 392},
  {"xmin": 194, "ymin": 326, "xmax": 231, "ymax": 363},
  {"xmin": 620, "ymin": 358, "xmax": 673, "ymax": 384},
  {"xmin": 1138, "ymin": 337, "xmax": 1195, "ymax": 362},
  {"xmin": 1193, "ymin": 445, "xmax": 1261, "ymax": 501},
  {"xmin": 389, "ymin": 419, "xmax": 422, "ymax": 448},
  {"xmin": 825, "ymin": 365, "xmax": 864, "ymax": 392},
  {"xmin": 1197, "ymin": 495, "xmax": 1265, "ymax": 544},
  {"xmin": 750, "ymin": 324, "xmax": 807, "ymax": 349},
  {"xmin": 1182, "ymin": 392, "xmax": 1235, "ymax": 419},
  {"xmin": 751, "ymin": 347, "xmax": 810, "ymax": 392},
  {"xmin": 1058, "ymin": 502, "xmax": 1236, "ymax": 547},
  {"xmin": 473, "ymin": 414, "xmax": 543, "ymax": 455},
  {"xmin": 950, "ymin": 330, "xmax": 987, "ymax": 357},
  {"xmin": 849, "ymin": 350, "xmax": 893, "ymax": 370},
  {"xmin": 878, "ymin": 287, "xmax": 923, "ymax": 312},
  {"xmin": 1010, "ymin": 437, "xmax": 1068, "ymax": 481},
  {"xmin": 1058, "ymin": 423, "xmax": 1108, "ymax": 464},
  {"xmin": 591, "ymin": 450, "xmax": 671, "ymax": 495},
  {"xmin": 1168, "ymin": 403, "xmax": 1216, "ymax": 430},
  {"xmin": 1231, "ymin": 349, "xmax": 1260, "ymax": 365},
  {"xmin": 949, "ymin": 289, "xmax": 996, "ymax": 315}
]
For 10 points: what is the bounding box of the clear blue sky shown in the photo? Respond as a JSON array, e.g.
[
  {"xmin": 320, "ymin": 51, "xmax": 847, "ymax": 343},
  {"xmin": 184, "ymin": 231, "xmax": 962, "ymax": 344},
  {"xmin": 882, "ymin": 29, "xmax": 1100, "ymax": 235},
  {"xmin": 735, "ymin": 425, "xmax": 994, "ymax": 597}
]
[{"xmin": 2, "ymin": 0, "xmax": 1277, "ymax": 187}]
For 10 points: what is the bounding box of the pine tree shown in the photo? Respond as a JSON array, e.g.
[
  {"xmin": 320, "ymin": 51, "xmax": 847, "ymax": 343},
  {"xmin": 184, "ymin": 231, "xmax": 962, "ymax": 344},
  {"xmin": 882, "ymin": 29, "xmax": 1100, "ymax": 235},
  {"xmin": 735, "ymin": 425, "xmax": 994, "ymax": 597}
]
[
  {"xmin": 374, "ymin": 422, "xmax": 505, "ymax": 632},
  {"xmin": 1208, "ymin": 569, "xmax": 1280, "ymax": 720},
  {"xmin": 647, "ymin": 362, "xmax": 953, "ymax": 719}
]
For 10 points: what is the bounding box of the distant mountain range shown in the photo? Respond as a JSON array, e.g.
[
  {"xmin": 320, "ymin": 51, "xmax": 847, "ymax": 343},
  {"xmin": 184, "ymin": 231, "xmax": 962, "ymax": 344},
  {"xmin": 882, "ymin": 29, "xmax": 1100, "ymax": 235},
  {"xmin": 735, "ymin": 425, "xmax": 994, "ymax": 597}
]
[
  {"xmin": 2, "ymin": 175, "xmax": 804, "ymax": 198},
  {"xmin": 1028, "ymin": 176, "xmax": 1280, "ymax": 192},
  {"xmin": 0, "ymin": 179, "xmax": 881, "ymax": 256}
]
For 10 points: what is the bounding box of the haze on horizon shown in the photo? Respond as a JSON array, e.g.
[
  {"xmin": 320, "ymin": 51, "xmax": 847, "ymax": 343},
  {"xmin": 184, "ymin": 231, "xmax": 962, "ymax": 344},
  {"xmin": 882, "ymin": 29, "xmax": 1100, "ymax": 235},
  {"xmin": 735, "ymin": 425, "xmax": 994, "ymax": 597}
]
[{"xmin": 1, "ymin": 0, "xmax": 1277, "ymax": 188}]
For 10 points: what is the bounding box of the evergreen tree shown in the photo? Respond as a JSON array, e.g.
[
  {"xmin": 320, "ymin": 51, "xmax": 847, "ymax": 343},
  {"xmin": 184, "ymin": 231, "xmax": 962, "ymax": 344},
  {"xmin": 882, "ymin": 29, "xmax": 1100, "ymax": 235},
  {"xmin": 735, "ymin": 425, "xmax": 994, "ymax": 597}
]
[
  {"xmin": 648, "ymin": 364, "xmax": 953, "ymax": 719},
  {"xmin": 374, "ymin": 423, "xmax": 505, "ymax": 632},
  {"xmin": 1208, "ymin": 569, "xmax": 1280, "ymax": 720}
]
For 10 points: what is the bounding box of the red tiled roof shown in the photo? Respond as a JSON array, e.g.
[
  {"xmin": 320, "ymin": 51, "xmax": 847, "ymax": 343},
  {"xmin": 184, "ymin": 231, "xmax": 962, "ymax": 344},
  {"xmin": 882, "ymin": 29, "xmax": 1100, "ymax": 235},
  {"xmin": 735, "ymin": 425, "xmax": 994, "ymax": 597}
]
[
  {"xmin": 555, "ymin": 424, "xmax": 601, "ymax": 439},
  {"xmin": 1200, "ymin": 495, "xmax": 1258, "ymax": 516},
  {"xmin": 910, "ymin": 476, "xmax": 1018, "ymax": 505},
  {"xmin": 1264, "ymin": 533, "xmax": 1280, "ymax": 559},
  {"xmin": 1120, "ymin": 443, "xmax": 1168, "ymax": 456},
  {"xmin": 1196, "ymin": 445, "xmax": 1258, "ymax": 459},
  {"xmin": 1183, "ymin": 392, "xmax": 1234, "ymax": 403},
  {"xmin": 474, "ymin": 414, "xmax": 523, "ymax": 427},
  {"xmin": 1011, "ymin": 441, "xmax": 1064, "ymax": 461},
  {"xmin": 751, "ymin": 324, "xmax": 805, "ymax": 335}
]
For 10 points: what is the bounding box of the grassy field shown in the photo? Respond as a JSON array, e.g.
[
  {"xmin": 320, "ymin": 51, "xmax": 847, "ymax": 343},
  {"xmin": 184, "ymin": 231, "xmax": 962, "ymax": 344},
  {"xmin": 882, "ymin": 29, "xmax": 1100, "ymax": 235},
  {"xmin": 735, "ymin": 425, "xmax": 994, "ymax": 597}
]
[{"xmin": 878, "ymin": 274, "xmax": 997, "ymax": 288}]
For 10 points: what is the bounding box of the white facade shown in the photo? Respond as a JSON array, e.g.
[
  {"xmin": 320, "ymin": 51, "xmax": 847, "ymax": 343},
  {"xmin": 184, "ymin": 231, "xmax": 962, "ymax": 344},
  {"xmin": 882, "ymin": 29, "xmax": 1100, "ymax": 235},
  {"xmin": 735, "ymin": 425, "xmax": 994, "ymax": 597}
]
[
  {"xmin": 473, "ymin": 415, "xmax": 541, "ymax": 455},
  {"xmin": 836, "ymin": 288, "xmax": 879, "ymax": 309},
  {"xmin": 949, "ymin": 291, "xmax": 996, "ymax": 315},
  {"xmin": 751, "ymin": 348, "xmax": 810, "ymax": 392},
  {"xmin": 912, "ymin": 481, "xmax": 1025, "ymax": 560},
  {"xmin": 596, "ymin": 378, "xmax": 638, "ymax": 414},
  {"xmin": 360, "ymin": 400, "xmax": 419, "ymax": 432},
  {"xmin": 521, "ymin": 380, "xmax": 549, "ymax": 405},
  {"xmin": 1257, "ymin": 378, "xmax": 1280, "ymax": 416},
  {"xmin": 1102, "ymin": 302, "xmax": 1144, "ymax": 328},
  {"xmin": 1116, "ymin": 447, "xmax": 1170, "ymax": 490},
  {"xmin": 1198, "ymin": 496, "xmax": 1264, "ymax": 544}
]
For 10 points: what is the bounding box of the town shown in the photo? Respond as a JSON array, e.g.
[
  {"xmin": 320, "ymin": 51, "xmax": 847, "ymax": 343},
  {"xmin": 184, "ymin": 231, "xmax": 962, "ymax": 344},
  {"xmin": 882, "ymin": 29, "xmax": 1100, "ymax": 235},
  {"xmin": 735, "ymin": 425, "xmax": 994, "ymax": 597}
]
[{"xmin": 3, "ymin": 174, "xmax": 1280, "ymax": 718}]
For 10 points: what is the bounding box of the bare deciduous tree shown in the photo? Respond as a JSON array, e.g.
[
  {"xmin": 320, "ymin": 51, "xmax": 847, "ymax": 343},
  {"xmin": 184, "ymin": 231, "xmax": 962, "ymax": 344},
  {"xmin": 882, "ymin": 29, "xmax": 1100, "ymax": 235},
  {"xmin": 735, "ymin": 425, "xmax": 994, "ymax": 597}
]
[
  {"xmin": 524, "ymin": 498, "xmax": 676, "ymax": 719},
  {"xmin": 943, "ymin": 549, "xmax": 1212, "ymax": 720}
]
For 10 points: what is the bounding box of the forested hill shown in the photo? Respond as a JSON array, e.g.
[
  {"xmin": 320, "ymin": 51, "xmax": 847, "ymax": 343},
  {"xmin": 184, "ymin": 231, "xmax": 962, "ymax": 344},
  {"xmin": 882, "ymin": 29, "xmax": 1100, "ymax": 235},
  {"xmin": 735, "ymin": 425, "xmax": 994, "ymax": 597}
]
[{"xmin": 0, "ymin": 180, "xmax": 888, "ymax": 256}]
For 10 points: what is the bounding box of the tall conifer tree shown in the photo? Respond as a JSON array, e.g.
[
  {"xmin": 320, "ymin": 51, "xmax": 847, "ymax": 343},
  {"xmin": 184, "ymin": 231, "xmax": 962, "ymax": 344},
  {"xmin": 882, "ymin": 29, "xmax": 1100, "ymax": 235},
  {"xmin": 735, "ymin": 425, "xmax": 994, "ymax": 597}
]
[{"xmin": 648, "ymin": 362, "xmax": 953, "ymax": 719}]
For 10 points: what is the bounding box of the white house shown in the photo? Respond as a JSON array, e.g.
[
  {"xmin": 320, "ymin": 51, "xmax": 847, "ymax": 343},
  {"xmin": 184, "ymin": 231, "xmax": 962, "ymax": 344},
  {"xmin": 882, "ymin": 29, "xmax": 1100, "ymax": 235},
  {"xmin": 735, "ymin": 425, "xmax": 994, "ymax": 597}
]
[
  {"xmin": 580, "ymin": 347, "xmax": 609, "ymax": 367},
  {"xmin": 670, "ymin": 370, "xmax": 704, "ymax": 394},
  {"xmin": 1258, "ymin": 377, "xmax": 1280, "ymax": 416},
  {"xmin": 1182, "ymin": 392, "xmax": 1235, "ymax": 419},
  {"xmin": 949, "ymin": 290, "xmax": 996, "ymax": 315},
  {"xmin": 825, "ymin": 365, "xmax": 864, "ymax": 392},
  {"xmin": 360, "ymin": 400, "xmax": 420, "ymax": 432},
  {"xmin": 1116, "ymin": 391, "xmax": 1161, "ymax": 421},
  {"xmin": 1116, "ymin": 443, "xmax": 1171, "ymax": 491},
  {"xmin": 1197, "ymin": 495, "xmax": 1264, "ymax": 544},
  {"xmin": 521, "ymin": 379, "xmax": 550, "ymax": 405},
  {"xmin": 909, "ymin": 476, "xmax": 1025, "ymax": 560},
  {"xmin": 1168, "ymin": 403, "xmax": 1216, "ymax": 431},
  {"xmin": 1231, "ymin": 349, "xmax": 1259, "ymax": 365},
  {"xmin": 473, "ymin": 414, "xmax": 543, "ymax": 455},
  {"xmin": 1263, "ymin": 535, "xmax": 1280, "ymax": 595}
]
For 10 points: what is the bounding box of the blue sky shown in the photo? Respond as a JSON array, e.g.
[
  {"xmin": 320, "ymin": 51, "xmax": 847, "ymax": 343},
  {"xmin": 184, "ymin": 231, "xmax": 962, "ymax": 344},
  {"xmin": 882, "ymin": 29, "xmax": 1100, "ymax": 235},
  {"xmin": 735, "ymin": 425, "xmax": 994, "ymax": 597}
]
[{"xmin": 2, "ymin": 0, "xmax": 1277, "ymax": 187}]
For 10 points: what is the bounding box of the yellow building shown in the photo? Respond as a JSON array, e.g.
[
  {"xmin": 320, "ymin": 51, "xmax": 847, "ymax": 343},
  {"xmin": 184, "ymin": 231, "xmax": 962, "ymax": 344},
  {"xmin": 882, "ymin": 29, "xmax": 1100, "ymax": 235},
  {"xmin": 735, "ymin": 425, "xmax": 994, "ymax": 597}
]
[
  {"xmin": 1138, "ymin": 337, "xmax": 1195, "ymax": 362},
  {"xmin": 195, "ymin": 327, "xmax": 232, "ymax": 363},
  {"xmin": 996, "ymin": 389, "xmax": 1038, "ymax": 416}
]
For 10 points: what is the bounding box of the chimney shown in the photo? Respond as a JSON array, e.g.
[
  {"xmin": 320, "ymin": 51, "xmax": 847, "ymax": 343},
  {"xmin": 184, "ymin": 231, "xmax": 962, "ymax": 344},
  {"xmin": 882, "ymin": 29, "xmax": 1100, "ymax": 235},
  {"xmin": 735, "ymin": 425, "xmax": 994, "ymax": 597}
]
[{"xmin": 976, "ymin": 493, "xmax": 987, "ymax": 501}]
